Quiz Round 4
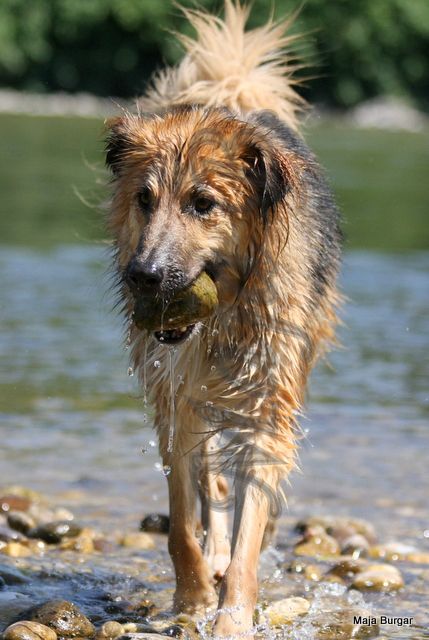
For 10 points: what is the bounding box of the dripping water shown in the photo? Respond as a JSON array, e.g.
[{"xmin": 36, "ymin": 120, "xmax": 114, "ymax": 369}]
[
  {"xmin": 142, "ymin": 339, "xmax": 148, "ymax": 406},
  {"xmin": 167, "ymin": 347, "xmax": 176, "ymax": 453}
]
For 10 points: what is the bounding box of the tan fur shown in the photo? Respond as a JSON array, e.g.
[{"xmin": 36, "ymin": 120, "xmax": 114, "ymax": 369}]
[{"xmin": 106, "ymin": 3, "xmax": 341, "ymax": 637}]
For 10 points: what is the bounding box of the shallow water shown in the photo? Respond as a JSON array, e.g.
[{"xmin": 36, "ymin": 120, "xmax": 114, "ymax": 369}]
[{"xmin": 1, "ymin": 246, "xmax": 428, "ymax": 638}]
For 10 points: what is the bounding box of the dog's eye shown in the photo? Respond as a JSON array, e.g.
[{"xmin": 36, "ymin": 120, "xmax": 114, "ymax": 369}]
[
  {"xmin": 194, "ymin": 196, "xmax": 214, "ymax": 215},
  {"xmin": 138, "ymin": 187, "xmax": 152, "ymax": 210}
]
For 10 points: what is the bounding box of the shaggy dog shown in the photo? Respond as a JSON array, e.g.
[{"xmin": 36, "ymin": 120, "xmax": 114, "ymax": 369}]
[{"xmin": 105, "ymin": 2, "xmax": 341, "ymax": 636}]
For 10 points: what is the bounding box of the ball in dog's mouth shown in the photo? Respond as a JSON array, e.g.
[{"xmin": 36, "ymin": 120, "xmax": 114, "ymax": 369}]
[{"xmin": 154, "ymin": 324, "xmax": 196, "ymax": 345}]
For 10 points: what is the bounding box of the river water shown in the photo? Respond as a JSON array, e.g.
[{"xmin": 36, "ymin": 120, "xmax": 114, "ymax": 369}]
[{"xmin": 0, "ymin": 246, "xmax": 428, "ymax": 638}]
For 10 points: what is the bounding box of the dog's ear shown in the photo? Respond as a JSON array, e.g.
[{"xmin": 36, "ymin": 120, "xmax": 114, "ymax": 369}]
[
  {"xmin": 242, "ymin": 140, "xmax": 292, "ymax": 226},
  {"xmin": 105, "ymin": 117, "xmax": 132, "ymax": 176}
]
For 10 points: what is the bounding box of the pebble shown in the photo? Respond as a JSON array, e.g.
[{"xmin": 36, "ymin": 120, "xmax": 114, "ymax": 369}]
[
  {"xmin": 0, "ymin": 542, "xmax": 33, "ymax": 557},
  {"xmin": 28, "ymin": 600, "xmax": 95, "ymax": 637},
  {"xmin": 118, "ymin": 532, "xmax": 155, "ymax": 550},
  {"xmin": 29, "ymin": 522, "xmax": 82, "ymax": 544},
  {"xmin": 3, "ymin": 621, "xmax": 58, "ymax": 640},
  {"xmin": 140, "ymin": 514, "xmax": 169, "ymax": 534},
  {"xmin": 95, "ymin": 621, "xmax": 125, "ymax": 639},
  {"xmin": 294, "ymin": 531, "xmax": 340, "ymax": 558},
  {"xmin": 296, "ymin": 516, "xmax": 377, "ymax": 545},
  {"xmin": 0, "ymin": 495, "xmax": 31, "ymax": 513},
  {"xmin": 341, "ymin": 534, "xmax": 370, "ymax": 557},
  {"xmin": 59, "ymin": 531, "xmax": 95, "ymax": 554},
  {"xmin": 352, "ymin": 563, "xmax": 404, "ymax": 591},
  {"xmin": 0, "ymin": 525, "xmax": 27, "ymax": 542},
  {"xmin": 263, "ymin": 596, "xmax": 310, "ymax": 625},
  {"xmin": 368, "ymin": 542, "xmax": 426, "ymax": 562},
  {"xmin": 116, "ymin": 636, "xmax": 166, "ymax": 639},
  {"xmin": 328, "ymin": 558, "xmax": 365, "ymax": 579},
  {"xmin": 7, "ymin": 512, "xmax": 36, "ymax": 535}
]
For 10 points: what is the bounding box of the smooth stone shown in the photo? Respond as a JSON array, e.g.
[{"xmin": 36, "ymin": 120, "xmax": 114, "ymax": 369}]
[
  {"xmin": 118, "ymin": 532, "xmax": 155, "ymax": 550},
  {"xmin": 0, "ymin": 542, "xmax": 33, "ymax": 557},
  {"xmin": 328, "ymin": 558, "xmax": 365, "ymax": 579},
  {"xmin": 7, "ymin": 512, "xmax": 36, "ymax": 535},
  {"xmin": 59, "ymin": 532, "xmax": 95, "ymax": 553},
  {"xmin": 0, "ymin": 495, "xmax": 31, "ymax": 513},
  {"xmin": 303, "ymin": 564, "xmax": 323, "ymax": 581},
  {"xmin": 352, "ymin": 563, "xmax": 404, "ymax": 591},
  {"xmin": 3, "ymin": 620, "xmax": 58, "ymax": 640},
  {"xmin": 369, "ymin": 542, "xmax": 419, "ymax": 561},
  {"xmin": 341, "ymin": 534, "xmax": 370, "ymax": 557},
  {"xmin": 296, "ymin": 516, "xmax": 377, "ymax": 544},
  {"xmin": 140, "ymin": 514, "xmax": 169, "ymax": 534},
  {"xmin": 0, "ymin": 525, "xmax": 26, "ymax": 542},
  {"xmin": 29, "ymin": 522, "xmax": 82, "ymax": 544},
  {"xmin": 294, "ymin": 532, "xmax": 340, "ymax": 558},
  {"xmin": 96, "ymin": 621, "xmax": 125, "ymax": 639},
  {"xmin": 406, "ymin": 551, "xmax": 429, "ymax": 564},
  {"xmin": 264, "ymin": 596, "xmax": 310, "ymax": 625},
  {"xmin": 28, "ymin": 600, "xmax": 95, "ymax": 637}
]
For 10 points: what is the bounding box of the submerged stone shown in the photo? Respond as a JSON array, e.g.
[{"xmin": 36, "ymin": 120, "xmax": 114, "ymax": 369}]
[{"xmin": 140, "ymin": 514, "xmax": 169, "ymax": 534}]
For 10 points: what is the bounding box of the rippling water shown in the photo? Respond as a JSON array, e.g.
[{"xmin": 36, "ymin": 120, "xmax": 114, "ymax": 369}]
[{"xmin": 1, "ymin": 246, "xmax": 428, "ymax": 637}]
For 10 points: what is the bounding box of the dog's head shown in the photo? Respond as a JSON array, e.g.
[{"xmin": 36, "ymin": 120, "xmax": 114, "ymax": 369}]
[{"xmin": 106, "ymin": 105, "xmax": 296, "ymax": 343}]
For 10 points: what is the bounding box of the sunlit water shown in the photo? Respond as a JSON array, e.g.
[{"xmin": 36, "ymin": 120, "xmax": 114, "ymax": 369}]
[{"xmin": 0, "ymin": 246, "xmax": 428, "ymax": 638}]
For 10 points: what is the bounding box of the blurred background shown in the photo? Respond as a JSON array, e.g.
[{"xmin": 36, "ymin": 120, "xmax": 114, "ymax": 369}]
[{"xmin": 0, "ymin": 2, "xmax": 428, "ymax": 633}]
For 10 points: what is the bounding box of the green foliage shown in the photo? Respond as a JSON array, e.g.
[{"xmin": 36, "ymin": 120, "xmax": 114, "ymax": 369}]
[{"xmin": 0, "ymin": 0, "xmax": 428, "ymax": 109}]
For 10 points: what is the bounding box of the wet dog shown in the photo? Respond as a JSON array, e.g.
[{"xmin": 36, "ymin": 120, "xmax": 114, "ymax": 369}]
[{"xmin": 105, "ymin": 2, "xmax": 341, "ymax": 636}]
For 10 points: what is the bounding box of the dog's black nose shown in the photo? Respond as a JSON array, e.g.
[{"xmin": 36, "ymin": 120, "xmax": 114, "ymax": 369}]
[{"xmin": 126, "ymin": 258, "xmax": 165, "ymax": 291}]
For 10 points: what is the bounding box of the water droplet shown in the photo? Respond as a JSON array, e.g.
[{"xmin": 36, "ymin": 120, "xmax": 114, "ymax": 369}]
[
  {"xmin": 149, "ymin": 440, "xmax": 156, "ymax": 448},
  {"xmin": 211, "ymin": 329, "xmax": 219, "ymax": 336},
  {"xmin": 154, "ymin": 462, "xmax": 162, "ymax": 471},
  {"xmin": 154, "ymin": 360, "xmax": 161, "ymax": 368},
  {"xmin": 201, "ymin": 385, "xmax": 207, "ymax": 393},
  {"xmin": 142, "ymin": 413, "xmax": 148, "ymax": 424},
  {"xmin": 127, "ymin": 366, "xmax": 134, "ymax": 377},
  {"xmin": 214, "ymin": 351, "xmax": 219, "ymax": 358},
  {"xmin": 210, "ymin": 365, "xmax": 216, "ymax": 372},
  {"xmin": 162, "ymin": 465, "xmax": 172, "ymax": 476},
  {"xmin": 205, "ymin": 400, "xmax": 213, "ymax": 407},
  {"xmin": 141, "ymin": 446, "xmax": 148, "ymax": 454},
  {"xmin": 424, "ymin": 529, "xmax": 429, "ymax": 538}
]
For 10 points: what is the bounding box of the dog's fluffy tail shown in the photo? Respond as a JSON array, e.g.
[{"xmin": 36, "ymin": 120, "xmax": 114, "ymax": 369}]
[{"xmin": 140, "ymin": 1, "xmax": 305, "ymax": 131}]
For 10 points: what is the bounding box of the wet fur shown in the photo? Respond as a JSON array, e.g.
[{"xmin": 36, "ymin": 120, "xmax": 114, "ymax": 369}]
[{"xmin": 105, "ymin": 2, "xmax": 341, "ymax": 636}]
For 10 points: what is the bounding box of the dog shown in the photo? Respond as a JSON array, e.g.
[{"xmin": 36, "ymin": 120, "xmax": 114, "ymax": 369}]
[{"xmin": 105, "ymin": 2, "xmax": 342, "ymax": 636}]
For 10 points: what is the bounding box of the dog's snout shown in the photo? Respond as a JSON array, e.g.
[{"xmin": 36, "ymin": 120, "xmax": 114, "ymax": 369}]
[{"xmin": 126, "ymin": 258, "xmax": 165, "ymax": 291}]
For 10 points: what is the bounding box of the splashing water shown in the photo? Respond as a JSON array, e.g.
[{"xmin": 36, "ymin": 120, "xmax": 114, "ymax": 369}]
[
  {"xmin": 127, "ymin": 366, "xmax": 134, "ymax": 377},
  {"xmin": 154, "ymin": 360, "xmax": 161, "ymax": 368}
]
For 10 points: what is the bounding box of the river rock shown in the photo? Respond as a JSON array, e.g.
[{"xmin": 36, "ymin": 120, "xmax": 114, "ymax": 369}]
[
  {"xmin": 28, "ymin": 600, "xmax": 95, "ymax": 637},
  {"xmin": 116, "ymin": 636, "xmax": 170, "ymax": 639},
  {"xmin": 119, "ymin": 532, "xmax": 155, "ymax": 550},
  {"xmin": 29, "ymin": 522, "xmax": 82, "ymax": 544},
  {"xmin": 294, "ymin": 530, "xmax": 340, "ymax": 558},
  {"xmin": 296, "ymin": 516, "xmax": 376, "ymax": 545},
  {"xmin": 0, "ymin": 495, "xmax": 31, "ymax": 513},
  {"xmin": 0, "ymin": 525, "xmax": 26, "ymax": 542},
  {"xmin": 341, "ymin": 534, "xmax": 370, "ymax": 557},
  {"xmin": 263, "ymin": 597, "xmax": 310, "ymax": 625},
  {"xmin": 140, "ymin": 514, "xmax": 169, "ymax": 534},
  {"xmin": 3, "ymin": 620, "xmax": 58, "ymax": 640},
  {"xmin": 328, "ymin": 558, "xmax": 365, "ymax": 579},
  {"xmin": 7, "ymin": 512, "xmax": 36, "ymax": 535},
  {"xmin": 95, "ymin": 621, "xmax": 125, "ymax": 639},
  {"xmin": 0, "ymin": 542, "xmax": 32, "ymax": 557},
  {"xmin": 369, "ymin": 542, "xmax": 421, "ymax": 561},
  {"xmin": 352, "ymin": 563, "xmax": 404, "ymax": 591}
]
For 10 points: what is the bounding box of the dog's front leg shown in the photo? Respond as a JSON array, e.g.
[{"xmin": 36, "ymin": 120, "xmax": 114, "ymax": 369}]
[
  {"xmin": 212, "ymin": 468, "xmax": 277, "ymax": 637},
  {"xmin": 165, "ymin": 448, "xmax": 217, "ymax": 614}
]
